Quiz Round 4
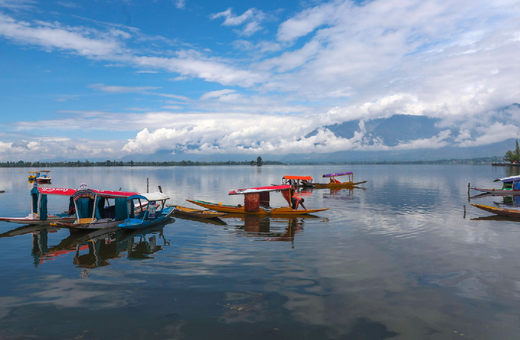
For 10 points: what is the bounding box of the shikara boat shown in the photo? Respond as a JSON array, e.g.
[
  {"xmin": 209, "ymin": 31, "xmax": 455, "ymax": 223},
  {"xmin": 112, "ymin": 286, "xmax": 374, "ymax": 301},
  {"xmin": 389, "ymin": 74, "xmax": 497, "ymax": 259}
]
[
  {"xmin": 471, "ymin": 203, "xmax": 520, "ymax": 218},
  {"xmin": 281, "ymin": 175, "xmax": 314, "ymax": 188},
  {"xmin": 51, "ymin": 187, "xmax": 142, "ymax": 229},
  {"xmin": 0, "ymin": 187, "xmax": 77, "ymax": 225},
  {"xmin": 173, "ymin": 205, "xmax": 227, "ymax": 219},
  {"xmin": 187, "ymin": 185, "xmax": 329, "ymax": 216},
  {"xmin": 36, "ymin": 170, "xmax": 52, "ymax": 184},
  {"xmin": 118, "ymin": 192, "xmax": 175, "ymax": 229},
  {"xmin": 313, "ymin": 172, "xmax": 367, "ymax": 189},
  {"xmin": 471, "ymin": 175, "xmax": 520, "ymax": 195}
]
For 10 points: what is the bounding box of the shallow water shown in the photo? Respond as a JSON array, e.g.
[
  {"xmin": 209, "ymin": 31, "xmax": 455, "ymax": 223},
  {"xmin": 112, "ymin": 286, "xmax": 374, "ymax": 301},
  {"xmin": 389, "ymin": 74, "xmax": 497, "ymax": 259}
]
[{"xmin": 0, "ymin": 164, "xmax": 519, "ymax": 339}]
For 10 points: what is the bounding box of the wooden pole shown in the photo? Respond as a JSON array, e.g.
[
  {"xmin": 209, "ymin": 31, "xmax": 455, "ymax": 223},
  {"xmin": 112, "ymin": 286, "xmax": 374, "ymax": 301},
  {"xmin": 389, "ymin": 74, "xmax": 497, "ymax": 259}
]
[
  {"xmin": 147, "ymin": 178, "xmax": 149, "ymax": 193},
  {"xmin": 463, "ymin": 205, "xmax": 466, "ymax": 219},
  {"xmin": 158, "ymin": 186, "xmax": 162, "ymax": 193}
]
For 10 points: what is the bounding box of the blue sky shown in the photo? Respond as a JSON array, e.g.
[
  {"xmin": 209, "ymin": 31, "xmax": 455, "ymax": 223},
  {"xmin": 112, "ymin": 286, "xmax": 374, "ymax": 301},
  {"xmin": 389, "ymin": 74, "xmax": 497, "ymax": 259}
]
[{"xmin": 1, "ymin": 0, "xmax": 520, "ymax": 161}]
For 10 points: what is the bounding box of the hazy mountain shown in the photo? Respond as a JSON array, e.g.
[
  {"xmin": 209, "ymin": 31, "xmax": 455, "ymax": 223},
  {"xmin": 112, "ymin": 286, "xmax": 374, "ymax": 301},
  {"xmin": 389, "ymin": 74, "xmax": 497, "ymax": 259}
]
[
  {"xmin": 118, "ymin": 105, "xmax": 520, "ymax": 163},
  {"xmin": 305, "ymin": 114, "xmax": 452, "ymax": 147}
]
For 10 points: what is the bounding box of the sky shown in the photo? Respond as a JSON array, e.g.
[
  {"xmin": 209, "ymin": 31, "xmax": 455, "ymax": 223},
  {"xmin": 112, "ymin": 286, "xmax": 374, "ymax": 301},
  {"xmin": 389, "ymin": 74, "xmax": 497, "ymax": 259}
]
[{"xmin": 1, "ymin": 0, "xmax": 520, "ymax": 161}]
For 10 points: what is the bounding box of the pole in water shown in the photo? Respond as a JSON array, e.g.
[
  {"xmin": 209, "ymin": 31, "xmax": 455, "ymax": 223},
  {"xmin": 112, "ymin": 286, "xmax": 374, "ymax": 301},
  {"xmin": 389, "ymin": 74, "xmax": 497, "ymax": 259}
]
[
  {"xmin": 158, "ymin": 185, "xmax": 162, "ymax": 193},
  {"xmin": 463, "ymin": 205, "xmax": 466, "ymax": 218},
  {"xmin": 147, "ymin": 178, "xmax": 149, "ymax": 193}
]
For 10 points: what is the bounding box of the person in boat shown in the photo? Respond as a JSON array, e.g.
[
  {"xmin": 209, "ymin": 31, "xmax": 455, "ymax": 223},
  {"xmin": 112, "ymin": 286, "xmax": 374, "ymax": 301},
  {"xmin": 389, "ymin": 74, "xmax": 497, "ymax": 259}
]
[
  {"xmin": 291, "ymin": 189, "xmax": 307, "ymax": 210},
  {"xmin": 330, "ymin": 178, "xmax": 340, "ymax": 183}
]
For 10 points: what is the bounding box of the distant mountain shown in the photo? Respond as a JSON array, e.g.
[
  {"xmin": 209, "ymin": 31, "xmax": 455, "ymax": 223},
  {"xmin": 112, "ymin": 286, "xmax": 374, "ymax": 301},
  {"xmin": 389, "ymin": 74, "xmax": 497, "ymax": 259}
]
[
  {"xmin": 122, "ymin": 104, "xmax": 519, "ymax": 163},
  {"xmin": 305, "ymin": 114, "xmax": 456, "ymax": 146}
]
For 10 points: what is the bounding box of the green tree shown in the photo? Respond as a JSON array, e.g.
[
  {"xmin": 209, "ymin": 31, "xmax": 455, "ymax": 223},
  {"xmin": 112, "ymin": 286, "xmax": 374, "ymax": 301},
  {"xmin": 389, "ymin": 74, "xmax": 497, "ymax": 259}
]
[
  {"xmin": 514, "ymin": 139, "xmax": 520, "ymax": 161},
  {"xmin": 256, "ymin": 156, "xmax": 263, "ymax": 166},
  {"xmin": 505, "ymin": 150, "xmax": 515, "ymax": 162}
]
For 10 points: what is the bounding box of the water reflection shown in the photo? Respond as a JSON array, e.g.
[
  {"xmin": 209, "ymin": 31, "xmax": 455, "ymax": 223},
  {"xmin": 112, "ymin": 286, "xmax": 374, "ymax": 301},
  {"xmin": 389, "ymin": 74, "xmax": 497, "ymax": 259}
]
[
  {"xmin": 322, "ymin": 186, "xmax": 366, "ymax": 200},
  {"xmin": 224, "ymin": 214, "xmax": 328, "ymax": 247},
  {"xmin": 2, "ymin": 220, "xmax": 174, "ymax": 274}
]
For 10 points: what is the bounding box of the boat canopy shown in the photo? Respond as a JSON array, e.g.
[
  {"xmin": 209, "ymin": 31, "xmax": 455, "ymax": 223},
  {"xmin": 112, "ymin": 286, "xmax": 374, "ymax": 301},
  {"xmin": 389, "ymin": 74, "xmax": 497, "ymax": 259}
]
[
  {"xmin": 127, "ymin": 192, "xmax": 170, "ymax": 201},
  {"xmin": 495, "ymin": 175, "xmax": 520, "ymax": 183},
  {"xmin": 37, "ymin": 187, "xmax": 78, "ymax": 196},
  {"xmin": 323, "ymin": 172, "xmax": 353, "ymax": 178},
  {"xmin": 229, "ymin": 185, "xmax": 291, "ymax": 195},
  {"xmin": 282, "ymin": 176, "xmax": 313, "ymax": 181}
]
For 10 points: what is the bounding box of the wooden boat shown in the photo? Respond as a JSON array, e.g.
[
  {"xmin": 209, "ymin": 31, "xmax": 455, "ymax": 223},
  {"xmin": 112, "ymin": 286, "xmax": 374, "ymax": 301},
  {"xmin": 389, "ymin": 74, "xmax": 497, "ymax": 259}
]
[
  {"xmin": 471, "ymin": 175, "xmax": 520, "ymax": 195},
  {"xmin": 173, "ymin": 205, "xmax": 227, "ymax": 219},
  {"xmin": 28, "ymin": 171, "xmax": 39, "ymax": 182},
  {"xmin": 188, "ymin": 185, "xmax": 329, "ymax": 216},
  {"xmin": 281, "ymin": 175, "xmax": 314, "ymax": 188},
  {"xmin": 36, "ymin": 170, "xmax": 52, "ymax": 184},
  {"xmin": 471, "ymin": 203, "xmax": 520, "ymax": 218},
  {"xmin": 51, "ymin": 186, "xmax": 142, "ymax": 230},
  {"xmin": 0, "ymin": 187, "xmax": 78, "ymax": 225},
  {"xmin": 118, "ymin": 192, "xmax": 175, "ymax": 229},
  {"xmin": 313, "ymin": 172, "xmax": 367, "ymax": 189}
]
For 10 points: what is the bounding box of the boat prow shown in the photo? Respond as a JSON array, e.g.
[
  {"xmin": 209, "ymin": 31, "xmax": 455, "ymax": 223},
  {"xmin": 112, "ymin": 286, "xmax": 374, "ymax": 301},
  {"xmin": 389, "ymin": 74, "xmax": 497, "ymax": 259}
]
[{"xmin": 471, "ymin": 203, "xmax": 520, "ymax": 217}]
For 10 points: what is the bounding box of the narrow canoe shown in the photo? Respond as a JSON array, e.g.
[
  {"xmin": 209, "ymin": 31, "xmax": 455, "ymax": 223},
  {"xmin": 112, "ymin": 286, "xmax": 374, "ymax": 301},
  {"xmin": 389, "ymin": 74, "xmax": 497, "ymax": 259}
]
[
  {"xmin": 186, "ymin": 199, "xmax": 329, "ymax": 216},
  {"xmin": 471, "ymin": 203, "xmax": 520, "ymax": 217},
  {"xmin": 313, "ymin": 180, "xmax": 367, "ymax": 189},
  {"xmin": 173, "ymin": 205, "xmax": 227, "ymax": 219}
]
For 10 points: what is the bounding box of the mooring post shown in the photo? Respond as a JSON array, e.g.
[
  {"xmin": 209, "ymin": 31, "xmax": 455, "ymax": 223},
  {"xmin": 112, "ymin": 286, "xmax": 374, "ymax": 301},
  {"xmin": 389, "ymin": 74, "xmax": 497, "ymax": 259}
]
[
  {"xmin": 147, "ymin": 178, "xmax": 149, "ymax": 193},
  {"xmin": 158, "ymin": 185, "xmax": 162, "ymax": 193},
  {"xmin": 463, "ymin": 205, "xmax": 466, "ymax": 219}
]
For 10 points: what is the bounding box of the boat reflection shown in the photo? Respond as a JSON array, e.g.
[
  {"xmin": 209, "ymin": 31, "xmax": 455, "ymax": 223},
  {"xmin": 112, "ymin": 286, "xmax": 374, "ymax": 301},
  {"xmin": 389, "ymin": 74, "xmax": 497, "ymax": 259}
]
[
  {"xmin": 27, "ymin": 219, "xmax": 174, "ymax": 274},
  {"xmin": 172, "ymin": 212, "xmax": 227, "ymax": 225},
  {"xmin": 223, "ymin": 214, "xmax": 328, "ymax": 247},
  {"xmin": 322, "ymin": 186, "xmax": 366, "ymax": 200}
]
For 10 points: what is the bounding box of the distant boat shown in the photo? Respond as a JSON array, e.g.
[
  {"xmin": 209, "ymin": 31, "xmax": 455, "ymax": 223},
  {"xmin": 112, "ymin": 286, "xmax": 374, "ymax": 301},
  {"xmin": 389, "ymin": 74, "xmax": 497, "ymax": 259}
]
[
  {"xmin": 118, "ymin": 192, "xmax": 175, "ymax": 229},
  {"xmin": 281, "ymin": 175, "xmax": 314, "ymax": 188},
  {"xmin": 188, "ymin": 184, "xmax": 329, "ymax": 216},
  {"xmin": 313, "ymin": 172, "xmax": 367, "ymax": 189},
  {"xmin": 35, "ymin": 170, "xmax": 52, "ymax": 184},
  {"xmin": 471, "ymin": 175, "xmax": 520, "ymax": 195},
  {"xmin": 28, "ymin": 171, "xmax": 39, "ymax": 182}
]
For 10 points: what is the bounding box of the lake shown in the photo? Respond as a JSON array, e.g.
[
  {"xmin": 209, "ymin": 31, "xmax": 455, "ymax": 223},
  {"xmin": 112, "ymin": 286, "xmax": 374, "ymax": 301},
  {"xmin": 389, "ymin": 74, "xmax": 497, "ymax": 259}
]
[{"xmin": 0, "ymin": 164, "xmax": 519, "ymax": 340}]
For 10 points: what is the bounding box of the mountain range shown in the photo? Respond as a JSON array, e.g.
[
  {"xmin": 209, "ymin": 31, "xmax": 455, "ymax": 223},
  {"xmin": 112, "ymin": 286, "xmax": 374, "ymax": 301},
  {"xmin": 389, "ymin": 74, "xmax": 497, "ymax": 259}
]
[{"xmin": 119, "ymin": 103, "xmax": 519, "ymax": 163}]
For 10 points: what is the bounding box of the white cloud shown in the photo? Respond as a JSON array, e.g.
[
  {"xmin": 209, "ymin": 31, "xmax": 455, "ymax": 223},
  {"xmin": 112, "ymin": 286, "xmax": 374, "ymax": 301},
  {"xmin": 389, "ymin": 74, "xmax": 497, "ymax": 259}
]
[
  {"xmin": 277, "ymin": 2, "xmax": 338, "ymax": 42},
  {"xmin": 457, "ymin": 123, "xmax": 520, "ymax": 147},
  {"xmin": 89, "ymin": 84, "xmax": 160, "ymax": 93},
  {"xmin": 174, "ymin": 0, "xmax": 186, "ymax": 9},
  {"xmin": 210, "ymin": 8, "xmax": 266, "ymax": 36},
  {"xmin": 200, "ymin": 89, "xmax": 236, "ymax": 100}
]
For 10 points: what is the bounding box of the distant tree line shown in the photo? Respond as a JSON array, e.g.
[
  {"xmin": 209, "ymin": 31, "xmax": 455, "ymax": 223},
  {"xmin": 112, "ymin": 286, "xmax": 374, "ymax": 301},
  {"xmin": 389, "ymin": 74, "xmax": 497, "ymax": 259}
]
[
  {"xmin": 0, "ymin": 158, "xmax": 283, "ymax": 168},
  {"xmin": 504, "ymin": 140, "xmax": 520, "ymax": 162}
]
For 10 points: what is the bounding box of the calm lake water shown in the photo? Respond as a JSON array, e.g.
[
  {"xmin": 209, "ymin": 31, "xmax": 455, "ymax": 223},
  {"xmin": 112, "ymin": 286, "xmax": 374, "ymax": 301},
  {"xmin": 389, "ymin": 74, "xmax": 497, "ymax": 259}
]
[{"xmin": 1, "ymin": 164, "xmax": 520, "ymax": 340}]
